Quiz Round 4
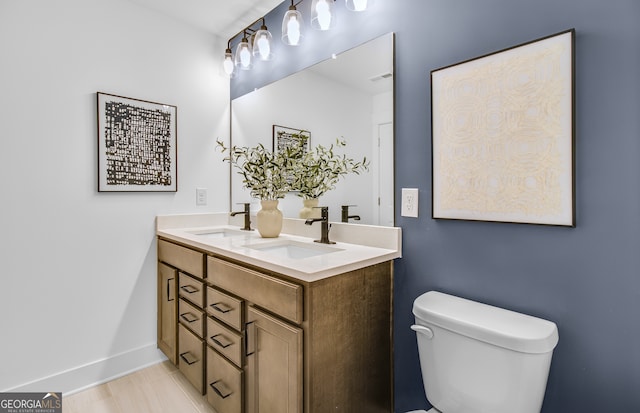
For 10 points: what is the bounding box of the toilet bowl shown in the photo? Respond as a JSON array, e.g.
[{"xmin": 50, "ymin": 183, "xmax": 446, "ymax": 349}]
[{"xmin": 409, "ymin": 291, "xmax": 558, "ymax": 413}]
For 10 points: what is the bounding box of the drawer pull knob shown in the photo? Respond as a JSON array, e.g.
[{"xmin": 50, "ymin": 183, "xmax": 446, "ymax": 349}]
[
  {"xmin": 179, "ymin": 351, "xmax": 198, "ymax": 365},
  {"xmin": 210, "ymin": 380, "xmax": 232, "ymax": 399},
  {"xmin": 180, "ymin": 312, "xmax": 199, "ymax": 323},
  {"xmin": 210, "ymin": 334, "xmax": 233, "ymax": 349},
  {"xmin": 180, "ymin": 285, "xmax": 199, "ymax": 294},
  {"xmin": 211, "ymin": 302, "xmax": 232, "ymax": 314}
]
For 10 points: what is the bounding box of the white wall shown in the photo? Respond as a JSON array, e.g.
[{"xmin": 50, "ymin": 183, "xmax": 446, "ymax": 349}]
[{"xmin": 0, "ymin": 0, "xmax": 230, "ymax": 392}]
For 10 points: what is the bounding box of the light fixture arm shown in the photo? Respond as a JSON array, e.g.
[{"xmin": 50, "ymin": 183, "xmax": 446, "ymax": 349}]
[{"xmin": 227, "ymin": 16, "xmax": 268, "ymax": 49}]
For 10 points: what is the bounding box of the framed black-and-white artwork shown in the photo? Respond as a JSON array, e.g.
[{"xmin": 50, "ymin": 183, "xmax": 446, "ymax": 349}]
[
  {"xmin": 272, "ymin": 125, "xmax": 310, "ymax": 154},
  {"xmin": 431, "ymin": 29, "xmax": 575, "ymax": 226},
  {"xmin": 97, "ymin": 92, "xmax": 177, "ymax": 192}
]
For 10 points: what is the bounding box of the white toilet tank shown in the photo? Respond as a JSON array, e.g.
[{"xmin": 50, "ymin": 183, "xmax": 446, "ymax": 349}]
[{"xmin": 412, "ymin": 291, "xmax": 559, "ymax": 413}]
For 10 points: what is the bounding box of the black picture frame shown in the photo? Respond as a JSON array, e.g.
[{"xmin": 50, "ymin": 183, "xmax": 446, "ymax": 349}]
[
  {"xmin": 97, "ymin": 92, "xmax": 177, "ymax": 192},
  {"xmin": 272, "ymin": 124, "xmax": 311, "ymax": 155}
]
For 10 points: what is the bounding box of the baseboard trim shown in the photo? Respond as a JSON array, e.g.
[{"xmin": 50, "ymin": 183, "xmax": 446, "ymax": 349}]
[{"xmin": 4, "ymin": 343, "xmax": 167, "ymax": 395}]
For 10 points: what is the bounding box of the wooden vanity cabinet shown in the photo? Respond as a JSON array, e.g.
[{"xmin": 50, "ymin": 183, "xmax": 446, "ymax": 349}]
[
  {"xmin": 157, "ymin": 239, "xmax": 206, "ymax": 393},
  {"xmin": 158, "ymin": 237, "xmax": 393, "ymax": 413},
  {"xmin": 207, "ymin": 256, "xmax": 393, "ymax": 413}
]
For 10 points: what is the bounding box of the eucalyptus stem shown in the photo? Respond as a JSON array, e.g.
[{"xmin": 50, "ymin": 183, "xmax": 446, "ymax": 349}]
[{"xmin": 216, "ymin": 135, "xmax": 369, "ymax": 201}]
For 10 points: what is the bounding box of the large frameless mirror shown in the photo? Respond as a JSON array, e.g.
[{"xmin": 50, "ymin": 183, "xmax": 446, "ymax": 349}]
[{"xmin": 231, "ymin": 32, "xmax": 394, "ymax": 225}]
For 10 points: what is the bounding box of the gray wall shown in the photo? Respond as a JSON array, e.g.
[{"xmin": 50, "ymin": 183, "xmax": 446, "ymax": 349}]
[{"xmin": 232, "ymin": 0, "xmax": 640, "ymax": 410}]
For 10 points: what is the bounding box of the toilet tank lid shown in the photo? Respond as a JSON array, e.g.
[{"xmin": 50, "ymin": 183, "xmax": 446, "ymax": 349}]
[{"xmin": 413, "ymin": 291, "xmax": 559, "ymax": 354}]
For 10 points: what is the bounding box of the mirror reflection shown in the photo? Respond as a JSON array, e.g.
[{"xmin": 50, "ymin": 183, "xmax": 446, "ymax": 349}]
[{"xmin": 231, "ymin": 32, "xmax": 394, "ymax": 225}]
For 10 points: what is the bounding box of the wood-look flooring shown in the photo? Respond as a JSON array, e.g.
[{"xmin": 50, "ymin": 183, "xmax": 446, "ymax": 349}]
[{"xmin": 63, "ymin": 361, "xmax": 216, "ymax": 413}]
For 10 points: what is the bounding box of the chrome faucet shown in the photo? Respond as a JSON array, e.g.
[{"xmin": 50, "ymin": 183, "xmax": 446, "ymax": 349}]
[
  {"xmin": 341, "ymin": 205, "xmax": 361, "ymax": 223},
  {"xmin": 305, "ymin": 206, "xmax": 335, "ymax": 244},
  {"xmin": 230, "ymin": 203, "xmax": 253, "ymax": 231}
]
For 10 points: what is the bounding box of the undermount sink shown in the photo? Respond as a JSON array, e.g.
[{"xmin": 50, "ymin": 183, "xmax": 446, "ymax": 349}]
[
  {"xmin": 245, "ymin": 240, "xmax": 343, "ymax": 259},
  {"xmin": 188, "ymin": 228, "xmax": 253, "ymax": 239}
]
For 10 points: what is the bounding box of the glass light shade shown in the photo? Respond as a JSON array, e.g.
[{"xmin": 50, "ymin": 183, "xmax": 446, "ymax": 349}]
[
  {"xmin": 223, "ymin": 48, "xmax": 235, "ymax": 76},
  {"xmin": 234, "ymin": 38, "xmax": 252, "ymax": 70},
  {"xmin": 311, "ymin": 0, "xmax": 335, "ymax": 31},
  {"xmin": 252, "ymin": 26, "xmax": 273, "ymax": 61},
  {"xmin": 282, "ymin": 6, "xmax": 303, "ymax": 46},
  {"xmin": 346, "ymin": 0, "xmax": 370, "ymax": 11}
]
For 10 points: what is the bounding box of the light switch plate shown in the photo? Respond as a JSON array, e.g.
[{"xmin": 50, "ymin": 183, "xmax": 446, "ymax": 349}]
[
  {"xmin": 401, "ymin": 188, "xmax": 419, "ymax": 217},
  {"xmin": 196, "ymin": 188, "xmax": 207, "ymax": 206}
]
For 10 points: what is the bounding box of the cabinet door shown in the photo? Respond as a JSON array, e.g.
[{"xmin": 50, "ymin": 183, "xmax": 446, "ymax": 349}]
[
  {"xmin": 245, "ymin": 307, "xmax": 303, "ymax": 413},
  {"xmin": 158, "ymin": 262, "xmax": 177, "ymax": 364}
]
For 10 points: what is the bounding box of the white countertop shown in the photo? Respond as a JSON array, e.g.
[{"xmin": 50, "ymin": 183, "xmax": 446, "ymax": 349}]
[{"xmin": 156, "ymin": 213, "xmax": 402, "ymax": 282}]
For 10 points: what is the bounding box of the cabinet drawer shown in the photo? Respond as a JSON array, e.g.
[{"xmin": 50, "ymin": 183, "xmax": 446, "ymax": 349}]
[
  {"xmin": 207, "ymin": 317, "xmax": 243, "ymax": 368},
  {"xmin": 207, "ymin": 287, "xmax": 243, "ymax": 331},
  {"xmin": 179, "ymin": 272, "xmax": 204, "ymax": 308},
  {"xmin": 179, "ymin": 298, "xmax": 204, "ymax": 338},
  {"xmin": 208, "ymin": 257, "xmax": 303, "ymax": 324},
  {"xmin": 206, "ymin": 347, "xmax": 243, "ymax": 413},
  {"xmin": 158, "ymin": 239, "xmax": 204, "ymax": 279},
  {"xmin": 178, "ymin": 324, "xmax": 204, "ymax": 394}
]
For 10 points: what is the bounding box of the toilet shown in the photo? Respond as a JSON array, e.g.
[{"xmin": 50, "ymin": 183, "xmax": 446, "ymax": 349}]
[{"xmin": 408, "ymin": 291, "xmax": 559, "ymax": 413}]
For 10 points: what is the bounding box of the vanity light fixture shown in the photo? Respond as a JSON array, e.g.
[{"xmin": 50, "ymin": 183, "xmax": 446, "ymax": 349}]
[
  {"xmin": 223, "ymin": 46, "xmax": 235, "ymax": 76},
  {"xmin": 282, "ymin": 0, "xmax": 304, "ymax": 46},
  {"xmin": 345, "ymin": 0, "xmax": 370, "ymax": 12},
  {"xmin": 253, "ymin": 19, "xmax": 274, "ymax": 61},
  {"xmin": 223, "ymin": 17, "xmax": 275, "ymax": 76},
  {"xmin": 310, "ymin": 0, "xmax": 336, "ymax": 31},
  {"xmin": 235, "ymin": 31, "xmax": 253, "ymax": 70},
  {"xmin": 224, "ymin": 0, "xmax": 370, "ymax": 75}
]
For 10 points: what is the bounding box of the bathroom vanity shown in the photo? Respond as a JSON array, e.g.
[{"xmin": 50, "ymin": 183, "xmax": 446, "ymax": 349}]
[{"xmin": 156, "ymin": 213, "xmax": 401, "ymax": 413}]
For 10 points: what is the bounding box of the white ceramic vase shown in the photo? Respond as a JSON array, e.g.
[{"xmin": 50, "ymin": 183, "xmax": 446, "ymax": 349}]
[
  {"xmin": 299, "ymin": 198, "xmax": 322, "ymax": 219},
  {"xmin": 257, "ymin": 199, "xmax": 283, "ymax": 238}
]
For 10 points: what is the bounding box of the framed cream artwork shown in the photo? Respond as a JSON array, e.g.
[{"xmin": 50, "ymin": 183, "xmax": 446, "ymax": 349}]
[{"xmin": 431, "ymin": 29, "xmax": 575, "ymax": 226}]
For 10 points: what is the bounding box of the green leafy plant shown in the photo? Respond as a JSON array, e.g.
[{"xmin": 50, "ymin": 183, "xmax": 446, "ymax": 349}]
[
  {"xmin": 216, "ymin": 139, "xmax": 293, "ymax": 200},
  {"xmin": 217, "ymin": 134, "xmax": 369, "ymax": 201},
  {"xmin": 288, "ymin": 135, "xmax": 370, "ymax": 199}
]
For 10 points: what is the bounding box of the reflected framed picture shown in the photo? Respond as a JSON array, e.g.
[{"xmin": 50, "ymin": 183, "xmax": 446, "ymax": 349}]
[
  {"xmin": 431, "ymin": 29, "xmax": 575, "ymax": 226},
  {"xmin": 97, "ymin": 92, "xmax": 177, "ymax": 192},
  {"xmin": 272, "ymin": 125, "xmax": 310, "ymax": 154}
]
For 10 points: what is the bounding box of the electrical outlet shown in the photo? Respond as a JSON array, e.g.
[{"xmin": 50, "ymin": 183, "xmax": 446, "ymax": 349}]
[
  {"xmin": 196, "ymin": 188, "xmax": 207, "ymax": 206},
  {"xmin": 401, "ymin": 188, "xmax": 419, "ymax": 217}
]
